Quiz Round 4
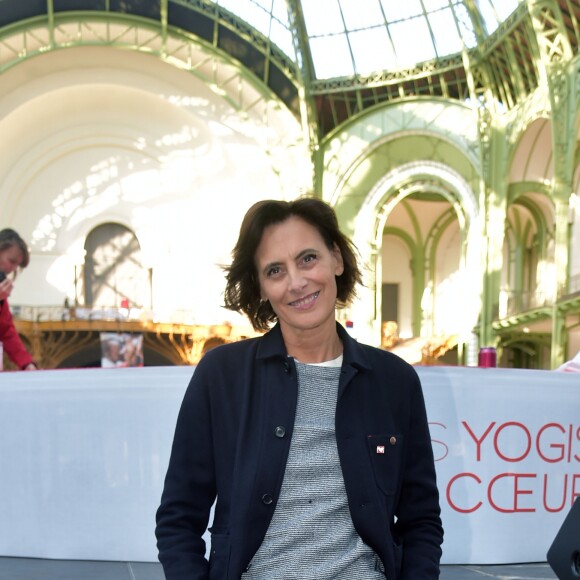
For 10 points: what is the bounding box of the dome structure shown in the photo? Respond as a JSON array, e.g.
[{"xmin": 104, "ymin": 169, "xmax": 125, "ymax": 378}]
[
  {"xmin": 215, "ymin": 0, "xmax": 521, "ymax": 78},
  {"xmin": 0, "ymin": 1, "xmax": 572, "ymax": 137},
  {"xmin": 196, "ymin": 0, "xmax": 526, "ymax": 136}
]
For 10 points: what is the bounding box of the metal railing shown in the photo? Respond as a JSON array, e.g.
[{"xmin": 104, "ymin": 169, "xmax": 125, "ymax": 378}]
[
  {"xmin": 11, "ymin": 305, "xmax": 197, "ymax": 326},
  {"xmin": 499, "ymin": 290, "xmax": 553, "ymax": 318}
]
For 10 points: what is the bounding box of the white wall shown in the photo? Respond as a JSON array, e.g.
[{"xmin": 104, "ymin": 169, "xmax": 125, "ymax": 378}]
[{"xmin": 0, "ymin": 46, "xmax": 311, "ymax": 324}]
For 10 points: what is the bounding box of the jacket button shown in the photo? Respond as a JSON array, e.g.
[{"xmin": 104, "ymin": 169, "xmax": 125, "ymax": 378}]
[
  {"xmin": 283, "ymin": 361, "xmax": 290, "ymax": 373},
  {"xmin": 274, "ymin": 426, "xmax": 286, "ymax": 438},
  {"xmin": 262, "ymin": 493, "xmax": 273, "ymax": 505},
  {"xmin": 390, "ymin": 436, "xmax": 397, "ymax": 445}
]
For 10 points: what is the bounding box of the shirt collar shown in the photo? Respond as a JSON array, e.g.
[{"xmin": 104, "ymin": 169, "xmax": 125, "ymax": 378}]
[{"xmin": 256, "ymin": 321, "xmax": 371, "ymax": 371}]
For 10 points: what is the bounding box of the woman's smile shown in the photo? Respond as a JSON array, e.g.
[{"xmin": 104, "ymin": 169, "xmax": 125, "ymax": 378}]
[{"xmin": 288, "ymin": 290, "xmax": 320, "ymax": 309}]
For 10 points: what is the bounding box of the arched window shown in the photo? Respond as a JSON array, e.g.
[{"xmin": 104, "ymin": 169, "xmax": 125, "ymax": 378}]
[{"xmin": 83, "ymin": 223, "xmax": 150, "ymax": 309}]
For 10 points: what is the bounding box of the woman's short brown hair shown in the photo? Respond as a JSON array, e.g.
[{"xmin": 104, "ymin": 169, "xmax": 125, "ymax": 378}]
[
  {"xmin": 223, "ymin": 196, "xmax": 362, "ymax": 332},
  {"xmin": 0, "ymin": 228, "xmax": 30, "ymax": 269}
]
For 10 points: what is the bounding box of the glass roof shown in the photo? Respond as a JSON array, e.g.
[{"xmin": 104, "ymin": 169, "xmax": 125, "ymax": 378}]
[{"xmin": 212, "ymin": 0, "xmax": 521, "ymax": 79}]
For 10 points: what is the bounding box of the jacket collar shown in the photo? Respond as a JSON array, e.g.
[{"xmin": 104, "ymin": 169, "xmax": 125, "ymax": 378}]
[{"xmin": 256, "ymin": 321, "xmax": 372, "ymax": 371}]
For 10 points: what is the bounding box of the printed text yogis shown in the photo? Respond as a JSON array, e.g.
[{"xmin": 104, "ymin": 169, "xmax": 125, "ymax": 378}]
[{"xmin": 430, "ymin": 421, "xmax": 580, "ymax": 513}]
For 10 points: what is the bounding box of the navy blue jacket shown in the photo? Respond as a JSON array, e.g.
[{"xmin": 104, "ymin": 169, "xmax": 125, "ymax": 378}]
[{"xmin": 155, "ymin": 323, "xmax": 443, "ymax": 579}]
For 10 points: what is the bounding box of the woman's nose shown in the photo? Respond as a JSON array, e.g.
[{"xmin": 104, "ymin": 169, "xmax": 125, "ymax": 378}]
[{"xmin": 287, "ymin": 268, "xmax": 307, "ymax": 292}]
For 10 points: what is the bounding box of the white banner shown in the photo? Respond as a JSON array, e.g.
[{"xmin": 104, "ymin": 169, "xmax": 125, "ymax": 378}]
[
  {"xmin": 0, "ymin": 365, "xmax": 577, "ymax": 564},
  {"xmin": 420, "ymin": 366, "xmax": 579, "ymax": 563}
]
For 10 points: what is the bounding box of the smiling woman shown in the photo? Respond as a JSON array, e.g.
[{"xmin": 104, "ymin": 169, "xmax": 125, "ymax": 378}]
[
  {"xmin": 223, "ymin": 197, "xmax": 361, "ymax": 334},
  {"xmin": 255, "ymin": 214, "xmax": 345, "ymax": 361},
  {"xmin": 155, "ymin": 196, "xmax": 444, "ymax": 580}
]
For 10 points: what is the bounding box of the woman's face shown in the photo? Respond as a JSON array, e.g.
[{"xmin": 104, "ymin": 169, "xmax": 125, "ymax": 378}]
[
  {"xmin": 0, "ymin": 245, "xmax": 23, "ymax": 276},
  {"xmin": 255, "ymin": 216, "xmax": 344, "ymax": 337}
]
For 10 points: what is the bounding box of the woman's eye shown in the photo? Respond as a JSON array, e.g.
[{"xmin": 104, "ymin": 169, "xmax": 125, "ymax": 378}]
[
  {"xmin": 267, "ymin": 266, "xmax": 281, "ymax": 277},
  {"xmin": 303, "ymin": 253, "xmax": 317, "ymax": 264}
]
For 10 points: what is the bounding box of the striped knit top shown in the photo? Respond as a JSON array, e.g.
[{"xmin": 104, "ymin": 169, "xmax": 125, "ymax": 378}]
[{"xmin": 242, "ymin": 358, "xmax": 386, "ymax": 579}]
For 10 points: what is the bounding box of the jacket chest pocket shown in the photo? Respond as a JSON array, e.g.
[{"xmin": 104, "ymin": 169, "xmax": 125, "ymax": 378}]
[{"xmin": 366, "ymin": 433, "xmax": 403, "ymax": 495}]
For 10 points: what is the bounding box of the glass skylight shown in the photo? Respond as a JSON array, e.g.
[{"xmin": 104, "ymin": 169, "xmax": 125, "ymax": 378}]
[{"xmin": 211, "ymin": 0, "xmax": 522, "ymax": 80}]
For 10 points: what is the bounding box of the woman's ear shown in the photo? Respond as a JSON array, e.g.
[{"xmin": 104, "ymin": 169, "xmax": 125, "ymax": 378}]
[{"xmin": 333, "ymin": 244, "xmax": 344, "ymax": 276}]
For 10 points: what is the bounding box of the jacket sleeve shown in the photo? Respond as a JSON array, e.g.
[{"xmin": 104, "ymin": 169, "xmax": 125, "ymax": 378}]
[
  {"xmin": 0, "ymin": 300, "xmax": 34, "ymax": 369},
  {"xmin": 395, "ymin": 372, "xmax": 444, "ymax": 579},
  {"xmin": 155, "ymin": 359, "xmax": 217, "ymax": 579}
]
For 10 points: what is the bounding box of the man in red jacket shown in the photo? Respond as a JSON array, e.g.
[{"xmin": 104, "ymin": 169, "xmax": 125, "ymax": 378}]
[{"xmin": 0, "ymin": 228, "xmax": 37, "ymax": 370}]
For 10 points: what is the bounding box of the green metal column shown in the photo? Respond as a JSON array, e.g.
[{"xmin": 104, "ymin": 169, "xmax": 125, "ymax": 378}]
[
  {"xmin": 286, "ymin": 0, "xmax": 319, "ymax": 194},
  {"xmin": 528, "ymin": 0, "xmax": 575, "ymax": 367},
  {"xmin": 551, "ymin": 193, "xmax": 570, "ymax": 367},
  {"xmin": 478, "ymin": 103, "xmax": 509, "ymax": 348},
  {"xmin": 411, "ymin": 246, "xmax": 426, "ymax": 338}
]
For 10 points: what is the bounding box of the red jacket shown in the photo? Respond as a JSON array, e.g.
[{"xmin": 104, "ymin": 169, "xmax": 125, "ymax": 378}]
[{"xmin": 0, "ymin": 298, "xmax": 34, "ymax": 369}]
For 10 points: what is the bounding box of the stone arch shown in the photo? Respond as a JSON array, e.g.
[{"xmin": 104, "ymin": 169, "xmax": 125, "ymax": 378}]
[
  {"xmin": 347, "ymin": 160, "xmax": 481, "ymax": 357},
  {"xmin": 83, "ymin": 222, "xmax": 149, "ymax": 309}
]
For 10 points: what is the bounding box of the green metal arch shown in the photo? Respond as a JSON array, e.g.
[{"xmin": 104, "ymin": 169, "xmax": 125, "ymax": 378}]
[
  {"xmin": 378, "ymin": 181, "xmax": 467, "ymax": 338},
  {"xmin": 399, "ymin": 198, "xmax": 424, "ymax": 246},
  {"xmin": 0, "ymin": 10, "xmax": 299, "ymax": 116},
  {"xmin": 382, "ymin": 225, "xmax": 418, "ymax": 258},
  {"xmin": 507, "ymin": 181, "xmax": 552, "ymax": 204},
  {"xmin": 512, "ymin": 196, "xmax": 550, "ymax": 240}
]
